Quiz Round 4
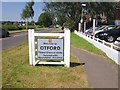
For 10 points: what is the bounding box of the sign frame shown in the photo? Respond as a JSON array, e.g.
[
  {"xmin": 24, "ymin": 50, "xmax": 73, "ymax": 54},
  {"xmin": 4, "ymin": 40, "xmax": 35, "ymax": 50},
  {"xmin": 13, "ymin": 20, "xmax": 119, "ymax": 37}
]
[{"xmin": 28, "ymin": 28, "xmax": 70, "ymax": 67}]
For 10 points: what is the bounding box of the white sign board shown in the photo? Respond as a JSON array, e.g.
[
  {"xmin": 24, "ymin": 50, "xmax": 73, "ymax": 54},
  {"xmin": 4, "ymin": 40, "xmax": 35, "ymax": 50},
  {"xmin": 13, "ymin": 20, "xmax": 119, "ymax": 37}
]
[{"xmin": 37, "ymin": 39, "xmax": 64, "ymax": 60}]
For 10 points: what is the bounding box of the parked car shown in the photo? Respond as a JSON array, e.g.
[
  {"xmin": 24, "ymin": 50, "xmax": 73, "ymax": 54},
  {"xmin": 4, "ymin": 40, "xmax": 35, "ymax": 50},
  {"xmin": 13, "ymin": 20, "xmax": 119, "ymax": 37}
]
[
  {"xmin": 95, "ymin": 28, "xmax": 120, "ymax": 42},
  {"xmin": 49, "ymin": 25, "xmax": 54, "ymax": 28},
  {"xmin": 0, "ymin": 29, "xmax": 9, "ymax": 38},
  {"xmin": 55, "ymin": 25, "xmax": 59, "ymax": 28},
  {"xmin": 85, "ymin": 26, "xmax": 101, "ymax": 36},
  {"xmin": 85, "ymin": 25, "xmax": 116, "ymax": 36},
  {"xmin": 94, "ymin": 25, "xmax": 116, "ymax": 35}
]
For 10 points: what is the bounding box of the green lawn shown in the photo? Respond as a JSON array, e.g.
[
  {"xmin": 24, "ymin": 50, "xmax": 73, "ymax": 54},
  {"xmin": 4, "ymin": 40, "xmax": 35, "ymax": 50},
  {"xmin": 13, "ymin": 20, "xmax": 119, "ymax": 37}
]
[
  {"xmin": 71, "ymin": 33, "xmax": 107, "ymax": 57},
  {"xmin": 52, "ymin": 27, "xmax": 62, "ymax": 33},
  {"xmin": 9, "ymin": 29, "xmax": 27, "ymax": 34},
  {"xmin": 9, "ymin": 28, "xmax": 47, "ymax": 34},
  {"xmin": 2, "ymin": 42, "xmax": 88, "ymax": 88}
]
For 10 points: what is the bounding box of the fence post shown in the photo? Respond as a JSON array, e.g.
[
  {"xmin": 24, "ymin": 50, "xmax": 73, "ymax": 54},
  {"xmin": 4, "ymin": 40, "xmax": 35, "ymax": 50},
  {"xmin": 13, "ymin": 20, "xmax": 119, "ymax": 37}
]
[
  {"xmin": 64, "ymin": 28, "xmax": 70, "ymax": 67},
  {"xmin": 93, "ymin": 19, "xmax": 96, "ymax": 36},
  {"xmin": 84, "ymin": 22, "xmax": 86, "ymax": 33},
  {"xmin": 111, "ymin": 43, "xmax": 114, "ymax": 49},
  {"xmin": 28, "ymin": 29, "xmax": 33, "ymax": 65},
  {"xmin": 78, "ymin": 23, "xmax": 81, "ymax": 32}
]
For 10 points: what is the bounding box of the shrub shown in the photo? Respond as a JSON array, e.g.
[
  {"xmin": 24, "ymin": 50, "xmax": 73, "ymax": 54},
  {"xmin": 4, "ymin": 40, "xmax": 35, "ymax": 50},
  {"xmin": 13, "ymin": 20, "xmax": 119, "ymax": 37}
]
[
  {"xmin": 18, "ymin": 26, "xmax": 26, "ymax": 30},
  {"xmin": 2, "ymin": 23, "xmax": 36, "ymax": 30},
  {"xmin": 63, "ymin": 20, "xmax": 75, "ymax": 32},
  {"xmin": 27, "ymin": 25, "xmax": 36, "ymax": 29},
  {"xmin": 2, "ymin": 24, "xmax": 19, "ymax": 30}
]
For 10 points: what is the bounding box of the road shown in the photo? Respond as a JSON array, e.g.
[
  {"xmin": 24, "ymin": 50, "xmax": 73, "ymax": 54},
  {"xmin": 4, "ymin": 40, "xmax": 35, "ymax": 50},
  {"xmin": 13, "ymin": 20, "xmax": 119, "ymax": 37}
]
[{"xmin": 0, "ymin": 28, "xmax": 56, "ymax": 51}]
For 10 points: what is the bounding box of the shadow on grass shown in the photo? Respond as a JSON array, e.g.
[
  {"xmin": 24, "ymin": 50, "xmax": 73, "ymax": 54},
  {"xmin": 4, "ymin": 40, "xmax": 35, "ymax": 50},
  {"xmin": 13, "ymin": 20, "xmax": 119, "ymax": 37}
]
[
  {"xmin": 35, "ymin": 62, "xmax": 85, "ymax": 67},
  {"xmin": 70, "ymin": 62, "xmax": 85, "ymax": 67},
  {"xmin": 35, "ymin": 64, "xmax": 63, "ymax": 67}
]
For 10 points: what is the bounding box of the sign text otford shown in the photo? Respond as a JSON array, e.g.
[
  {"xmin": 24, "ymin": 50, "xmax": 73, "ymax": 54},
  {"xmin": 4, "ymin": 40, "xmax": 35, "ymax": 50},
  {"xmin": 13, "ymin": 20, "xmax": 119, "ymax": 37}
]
[{"xmin": 37, "ymin": 39, "xmax": 64, "ymax": 60}]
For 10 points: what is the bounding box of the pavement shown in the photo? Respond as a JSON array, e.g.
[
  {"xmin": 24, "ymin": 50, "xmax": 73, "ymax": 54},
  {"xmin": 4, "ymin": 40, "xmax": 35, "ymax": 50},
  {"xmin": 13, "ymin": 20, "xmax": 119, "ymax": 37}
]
[{"xmin": 71, "ymin": 46, "xmax": 119, "ymax": 88}]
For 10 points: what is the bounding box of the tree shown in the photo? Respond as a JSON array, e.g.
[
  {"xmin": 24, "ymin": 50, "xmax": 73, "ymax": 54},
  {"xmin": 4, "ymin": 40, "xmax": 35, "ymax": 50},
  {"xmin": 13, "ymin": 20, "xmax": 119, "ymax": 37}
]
[
  {"xmin": 87, "ymin": 2, "xmax": 116, "ymax": 19},
  {"xmin": 57, "ymin": 15, "xmax": 66, "ymax": 26},
  {"xmin": 44, "ymin": 2, "xmax": 116, "ymax": 31},
  {"xmin": 21, "ymin": 0, "xmax": 34, "ymax": 30},
  {"xmin": 44, "ymin": 2, "xmax": 83, "ymax": 31},
  {"xmin": 37, "ymin": 12, "xmax": 53, "ymax": 27}
]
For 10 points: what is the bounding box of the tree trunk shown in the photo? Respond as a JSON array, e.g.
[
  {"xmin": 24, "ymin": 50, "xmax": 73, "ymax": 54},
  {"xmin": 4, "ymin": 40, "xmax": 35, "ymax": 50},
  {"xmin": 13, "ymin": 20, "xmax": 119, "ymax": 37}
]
[{"xmin": 26, "ymin": 19, "xmax": 28, "ymax": 30}]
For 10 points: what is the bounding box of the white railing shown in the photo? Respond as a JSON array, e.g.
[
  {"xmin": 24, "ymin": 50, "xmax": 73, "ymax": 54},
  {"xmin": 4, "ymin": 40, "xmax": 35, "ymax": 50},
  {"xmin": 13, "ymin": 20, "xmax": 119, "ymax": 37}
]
[{"xmin": 74, "ymin": 30, "xmax": 120, "ymax": 65}]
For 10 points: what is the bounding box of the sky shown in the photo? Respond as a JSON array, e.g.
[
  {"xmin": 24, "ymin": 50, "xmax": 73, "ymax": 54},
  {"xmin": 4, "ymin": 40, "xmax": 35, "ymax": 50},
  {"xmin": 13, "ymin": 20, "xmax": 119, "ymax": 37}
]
[
  {"xmin": 1, "ymin": 0, "xmax": 120, "ymax": 22},
  {"xmin": 1, "ymin": 2, "xmax": 45, "ymax": 22}
]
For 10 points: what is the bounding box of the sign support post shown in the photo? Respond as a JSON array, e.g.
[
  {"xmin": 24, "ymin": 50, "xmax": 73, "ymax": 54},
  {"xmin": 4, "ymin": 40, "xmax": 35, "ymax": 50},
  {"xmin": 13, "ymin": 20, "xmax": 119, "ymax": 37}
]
[
  {"xmin": 28, "ymin": 29, "xmax": 33, "ymax": 65},
  {"xmin": 31, "ymin": 30, "xmax": 35, "ymax": 66},
  {"xmin": 64, "ymin": 28, "xmax": 70, "ymax": 67}
]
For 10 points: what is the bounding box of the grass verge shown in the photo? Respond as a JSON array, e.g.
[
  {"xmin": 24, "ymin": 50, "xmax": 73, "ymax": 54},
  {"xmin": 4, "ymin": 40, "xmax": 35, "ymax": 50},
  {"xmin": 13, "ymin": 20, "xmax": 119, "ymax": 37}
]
[
  {"xmin": 52, "ymin": 27, "xmax": 62, "ymax": 33},
  {"xmin": 9, "ymin": 28, "xmax": 47, "ymax": 34},
  {"xmin": 2, "ymin": 42, "xmax": 88, "ymax": 88},
  {"xmin": 9, "ymin": 29, "xmax": 27, "ymax": 34},
  {"xmin": 71, "ymin": 33, "xmax": 107, "ymax": 57},
  {"xmin": 71, "ymin": 33, "xmax": 120, "ymax": 65}
]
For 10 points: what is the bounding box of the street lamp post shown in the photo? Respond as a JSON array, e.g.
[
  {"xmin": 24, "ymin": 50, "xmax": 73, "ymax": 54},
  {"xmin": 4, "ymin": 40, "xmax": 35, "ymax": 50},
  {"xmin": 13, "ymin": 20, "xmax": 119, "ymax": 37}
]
[{"xmin": 80, "ymin": 3, "xmax": 87, "ymax": 33}]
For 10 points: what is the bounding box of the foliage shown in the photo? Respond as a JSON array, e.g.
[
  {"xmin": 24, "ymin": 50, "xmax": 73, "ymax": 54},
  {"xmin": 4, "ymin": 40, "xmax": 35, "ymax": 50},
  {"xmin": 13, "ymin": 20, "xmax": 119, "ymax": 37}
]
[
  {"xmin": 21, "ymin": 0, "xmax": 34, "ymax": 20},
  {"xmin": 27, "ymin": 25, "xmax": 36, "ymax": 29},
  {"xmin": 44, "ymin": 2, "xmax": 116, "ymax": 31},
  {"xmin": 87, "ymin": 2, "xmax": 116, "ymax": 19},
  {"xmin": 2, "ymin": 23, "xmax": 35, "ymax": 31},
  {"xmin": 29, "ymin": 20, "xmax": 35, "ymax": 25},
  {"xmin": 21, "ymin": 0, "xmax": 34, "ymax": 29},
  {"xmin": 37, "ymin": 11, "xmax": 53, "ymax": 27},
  {"xmin": 44, "ymin": 2, "xmax": 82, "ymax": 31},
  {"xmin": 2, "ymin": 23, "xmax": 25, "ymax": 30}
]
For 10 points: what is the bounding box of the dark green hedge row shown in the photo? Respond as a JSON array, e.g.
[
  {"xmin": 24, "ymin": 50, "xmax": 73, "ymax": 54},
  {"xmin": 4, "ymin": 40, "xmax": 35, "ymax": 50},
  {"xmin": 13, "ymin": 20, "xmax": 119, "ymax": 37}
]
[{"xmin": 2, "ymin": 24, "xmax": 36, "ymax": 30}]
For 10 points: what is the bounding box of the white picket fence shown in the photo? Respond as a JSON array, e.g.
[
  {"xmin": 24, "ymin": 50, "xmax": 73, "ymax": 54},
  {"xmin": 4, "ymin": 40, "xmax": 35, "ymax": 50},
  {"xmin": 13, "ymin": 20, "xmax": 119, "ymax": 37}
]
[
  {"xmin": 28, "ymin": 28, "xmax": 70, "ymax": 67},
  {"xmin": 74, "ymin": 30, "xmax": 120, "ymax": 65}
]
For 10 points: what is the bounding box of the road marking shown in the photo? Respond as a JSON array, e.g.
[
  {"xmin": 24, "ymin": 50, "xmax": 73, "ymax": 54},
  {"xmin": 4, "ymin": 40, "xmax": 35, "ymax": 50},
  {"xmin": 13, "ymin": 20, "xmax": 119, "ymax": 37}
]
[
  {"xmin": 13, "ymin": 33, "xmax": 27, "ymax": 37},
  {"xmin": 0, "ymin": 33, "xmax": 27, "ymax": 41}
]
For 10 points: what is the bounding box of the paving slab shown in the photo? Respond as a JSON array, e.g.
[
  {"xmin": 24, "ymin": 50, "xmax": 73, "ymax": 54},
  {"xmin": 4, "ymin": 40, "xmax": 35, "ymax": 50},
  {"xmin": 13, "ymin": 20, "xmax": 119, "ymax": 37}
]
[{"xmin": 71, "ymin": 46, "xmax": 119, "ymax": 88}]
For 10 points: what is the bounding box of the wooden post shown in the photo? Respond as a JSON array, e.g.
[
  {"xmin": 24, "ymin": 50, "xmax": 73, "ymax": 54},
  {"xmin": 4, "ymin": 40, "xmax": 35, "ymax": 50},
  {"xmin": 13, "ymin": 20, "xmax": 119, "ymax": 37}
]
[
  {"xmin": 28, "ymin": 29, "xmax": 33, "ymax": 65},
  {"xmin": 64, "ymin": 28, "xmax": 70, "ymax": 67},
  {"xmin": 28, "ymin": 29, "xmax": 35, "ymax": 66},
  {"xmin": 31, "ymin": 29, "xmax": 35, "ymax": 66}
]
